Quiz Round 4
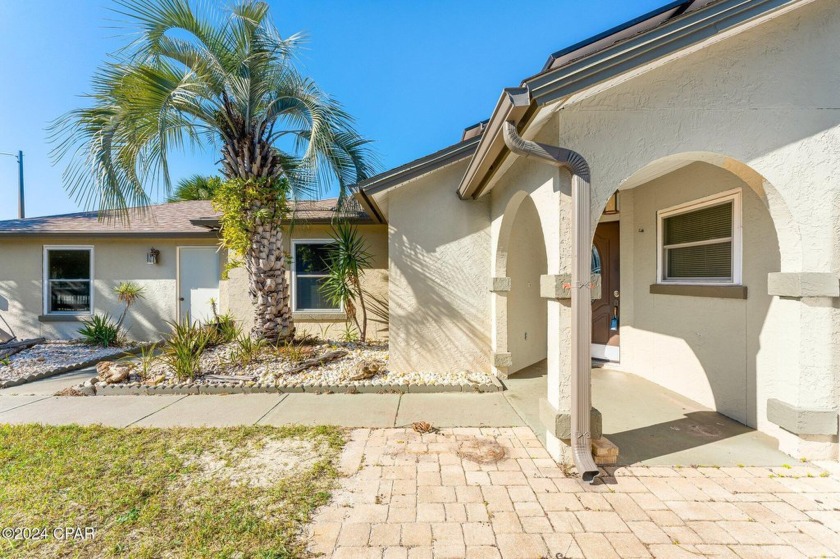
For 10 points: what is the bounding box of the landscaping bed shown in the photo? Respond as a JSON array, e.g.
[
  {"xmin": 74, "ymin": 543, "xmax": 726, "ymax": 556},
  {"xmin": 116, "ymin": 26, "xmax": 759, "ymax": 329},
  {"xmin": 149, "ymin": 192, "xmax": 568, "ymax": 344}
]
[
  {"xmin": 0, "ymin": 341, "xmax": 141, "ymax": 389},
  {"xmin": 80, "ymin": 339, "xmax": 502, "ymax": 396},
  {"xmin": 0, "ymin": 424, "xmax": 343, "ymax": 558}
]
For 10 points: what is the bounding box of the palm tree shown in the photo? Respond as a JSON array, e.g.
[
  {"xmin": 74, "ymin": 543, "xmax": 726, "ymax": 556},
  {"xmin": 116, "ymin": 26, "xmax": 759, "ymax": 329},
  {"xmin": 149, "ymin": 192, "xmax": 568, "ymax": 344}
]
[
  {"xmin": 51, "ymin": 0, "xmax": 375, "ymax": 341},
  {"xmin": 167, "ymin": 175, "xmax": 222, "ymax": 202}
]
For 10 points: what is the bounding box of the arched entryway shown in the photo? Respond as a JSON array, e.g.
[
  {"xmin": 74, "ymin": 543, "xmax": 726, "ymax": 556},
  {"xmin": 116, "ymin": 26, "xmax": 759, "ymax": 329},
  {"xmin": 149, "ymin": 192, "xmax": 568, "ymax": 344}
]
[
  {"xmin": 493, "ymin": 192, "xmax": 548, "ymax": 377},
  {"xmin": 582, "ymin": 152, "xmax": 801, "ymax": 465}
]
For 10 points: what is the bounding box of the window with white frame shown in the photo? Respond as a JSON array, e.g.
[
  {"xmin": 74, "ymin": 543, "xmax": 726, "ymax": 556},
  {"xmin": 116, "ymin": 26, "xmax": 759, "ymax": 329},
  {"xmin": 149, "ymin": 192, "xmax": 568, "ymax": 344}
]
[
  {"xmin": 292, "ymin": 241, "xmax": 339, "ymax": 312},
  {"xmin": 43, "ymin": 246, "xmax": 94, "ymax": 314},
  {"xmin": 657, "ymin": 190, "xmax": 741, "ymax": 284}
]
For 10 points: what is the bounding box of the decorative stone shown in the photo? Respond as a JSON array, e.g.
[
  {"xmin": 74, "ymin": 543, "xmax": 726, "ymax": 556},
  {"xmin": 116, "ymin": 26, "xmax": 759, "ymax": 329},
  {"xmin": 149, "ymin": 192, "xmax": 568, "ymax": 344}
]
[
  {"xmin": 490, "ymin": 276, "xmax": 512, "ymax": 293},
  {"xmin": 767, "ymin": 272, "xmax": 840, "ymax": 298}
]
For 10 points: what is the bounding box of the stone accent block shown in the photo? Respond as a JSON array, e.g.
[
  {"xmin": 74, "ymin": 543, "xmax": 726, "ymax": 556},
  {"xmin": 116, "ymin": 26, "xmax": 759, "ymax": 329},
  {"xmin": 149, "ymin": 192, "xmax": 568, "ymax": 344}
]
[
  {"xmin": 490, "ymin": 276, "xmax": 512, "ymax": 293},
  {"xmin": 493, "ymin": 352, "xmax": 513, "ymax": 368},
  {"xmin": 539, "ymin": 397, "xmax": 602, "ymax": 440},
  {"xmin": 540, "ymin": 274, "xmax": 601, "ymax": 299},
  {"xmin": 768, "ymin": 272, "xmax": 840, "ymax": 298},
  {"xmin": 767, "ymin": 398, "xmax": 838, "ymax": 436}
]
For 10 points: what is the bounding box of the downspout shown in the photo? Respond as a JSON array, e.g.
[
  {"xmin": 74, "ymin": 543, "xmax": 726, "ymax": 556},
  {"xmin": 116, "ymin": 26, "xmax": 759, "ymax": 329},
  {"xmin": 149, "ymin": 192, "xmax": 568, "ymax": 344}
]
[{"xmin": 502, "ymin": 121, "xmax": 600, "ymax": 483}]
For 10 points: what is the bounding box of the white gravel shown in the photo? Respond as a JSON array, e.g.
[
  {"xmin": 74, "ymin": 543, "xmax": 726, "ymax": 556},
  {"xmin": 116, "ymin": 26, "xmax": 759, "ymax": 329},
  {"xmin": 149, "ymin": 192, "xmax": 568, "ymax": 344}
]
[
  {"xmin": 122, "ymin": 340, "xmax": 495, "ymax": 388},
  {"xmin": 0, "ymin": 341, "xmax": 136, "ymax": 384}
]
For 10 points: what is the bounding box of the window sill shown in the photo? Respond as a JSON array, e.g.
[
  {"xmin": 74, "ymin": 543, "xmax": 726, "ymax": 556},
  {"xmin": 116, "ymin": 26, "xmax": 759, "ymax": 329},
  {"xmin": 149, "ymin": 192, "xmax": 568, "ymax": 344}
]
[
  {"xmin": 38, "ymin": 314, "xmax": 90, "ymax": 323},
  {"xmin": 649, "ymin": 284, "xmax": 748, "ymax": 299},
  {"xmin": 292, "ymin": 311, "xmax": 346, "ymax": 321}
]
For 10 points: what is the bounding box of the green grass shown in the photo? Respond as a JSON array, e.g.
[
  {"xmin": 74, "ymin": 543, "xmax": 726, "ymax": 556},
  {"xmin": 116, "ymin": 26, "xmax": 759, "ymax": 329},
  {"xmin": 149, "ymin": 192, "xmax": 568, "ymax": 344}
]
[{"xmin": 0, "ymin": 424, "xmax": 344, "ymax": 558}]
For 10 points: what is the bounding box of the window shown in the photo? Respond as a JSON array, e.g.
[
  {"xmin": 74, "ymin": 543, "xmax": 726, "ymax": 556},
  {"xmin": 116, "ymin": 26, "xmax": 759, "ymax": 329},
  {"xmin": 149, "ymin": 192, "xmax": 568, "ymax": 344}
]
[
  {"xmin": 657, "ymin": 190, "xmax": 741, "ymax": 284},
  {"xmin": 43, "ymin": 246, "xmax": 94, "ymax": 314},
  {"xmin": 292, "ymin": 241, "xmax": 339, "ymax": 312}
]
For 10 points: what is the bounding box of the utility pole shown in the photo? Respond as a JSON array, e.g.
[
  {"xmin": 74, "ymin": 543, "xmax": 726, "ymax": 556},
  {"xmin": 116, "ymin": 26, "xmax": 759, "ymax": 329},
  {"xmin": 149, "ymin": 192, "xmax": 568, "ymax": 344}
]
[{"xmin": 0, "ymin": 150, "xmax": 24, "ymax": 218}]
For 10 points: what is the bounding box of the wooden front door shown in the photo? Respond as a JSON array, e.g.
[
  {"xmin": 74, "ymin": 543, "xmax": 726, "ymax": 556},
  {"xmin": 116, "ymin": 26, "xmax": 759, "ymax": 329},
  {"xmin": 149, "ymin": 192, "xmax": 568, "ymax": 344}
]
[{"xmin": 592, "ymin": 221, "xmax": 620, "ymax": 361}]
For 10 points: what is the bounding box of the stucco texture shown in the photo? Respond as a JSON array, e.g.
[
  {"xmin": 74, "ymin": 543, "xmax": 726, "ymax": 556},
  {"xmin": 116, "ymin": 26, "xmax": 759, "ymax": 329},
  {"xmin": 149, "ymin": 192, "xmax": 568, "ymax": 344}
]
[
  {"xmin": 387, "ymin": 162, "xmax": 491, "ymax": 374},
  {"xmin": 0, "ymin": 237, "xmax": 219, "ymax": 341},
  {"xmin": 220, "ymin": 224, "xmax": 389, "ymax": 341}
]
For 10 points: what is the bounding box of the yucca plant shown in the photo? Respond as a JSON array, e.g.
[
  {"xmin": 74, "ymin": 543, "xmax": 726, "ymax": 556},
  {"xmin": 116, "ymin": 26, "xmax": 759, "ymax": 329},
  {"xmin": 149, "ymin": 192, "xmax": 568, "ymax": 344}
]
[
  {"xmin": 78, "ymin": 314, "xmax": 121, "ymax": 348},
  {"xmin": 51, "ymin": 0, "xmax": 375, "ymax": 342},
  {"xmin": 162, "ymin": 319, "xmax": 211, "ymax": 381},
  {"xmin": 114, "ymin": 281, "xmax": 145, "ymax": 333},
  {"xmin": 321, "ymin": 223, "xmax": 373, "ymax": 341},
  {"xmin": 206, "ymin": 313, "xmax": 241, "ymax": 346}
]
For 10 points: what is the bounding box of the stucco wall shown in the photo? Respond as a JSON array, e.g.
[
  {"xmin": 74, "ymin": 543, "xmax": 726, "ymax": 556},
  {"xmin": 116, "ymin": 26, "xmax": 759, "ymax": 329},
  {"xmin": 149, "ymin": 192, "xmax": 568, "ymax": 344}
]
[
  {"xmin": 618, "ymin": 163, "xmax": 780, "ymax": 428},
  {"xmin": 505, "ymin": 195, "xmax": 548, "ymax": 374},
  {"xmin": 0, "ymin": 236, "xmax": 219, "ymax": 341},
  {"xmin": 220, "ymin": 224, "xmax": 389, "ymax": 341},
  {"xmin": 388, "ymin": 161, "xmax": 491, "ymax": 374}
]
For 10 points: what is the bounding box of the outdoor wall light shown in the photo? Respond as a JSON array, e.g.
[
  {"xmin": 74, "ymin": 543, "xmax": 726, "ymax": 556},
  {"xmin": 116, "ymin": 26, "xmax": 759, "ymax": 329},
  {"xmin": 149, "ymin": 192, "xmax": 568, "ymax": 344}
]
[{"xmin": 146, "ymin": 248, "xmax": 160, "ymax": 265}]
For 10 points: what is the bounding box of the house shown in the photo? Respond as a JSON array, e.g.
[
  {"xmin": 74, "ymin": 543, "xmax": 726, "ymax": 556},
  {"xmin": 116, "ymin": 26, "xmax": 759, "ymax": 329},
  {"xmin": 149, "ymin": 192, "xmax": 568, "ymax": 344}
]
[
  {"xmin": 1, "ymin": 0, "xmax": 837, "ymax": 470},
  {"xmin": 348, "ymin": 0, "xmax": 840, "ymax": 469},
  {"xmin": 0, "ymin": 199, "xmax": 388, "ymax": 342}
]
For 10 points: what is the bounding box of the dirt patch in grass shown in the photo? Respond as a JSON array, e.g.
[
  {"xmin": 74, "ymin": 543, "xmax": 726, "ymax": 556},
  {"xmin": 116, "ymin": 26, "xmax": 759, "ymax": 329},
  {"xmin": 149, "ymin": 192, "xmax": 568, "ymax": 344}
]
[{"xmin": 0, "ymin": 424, "xmax": 344, "ymax": 558}]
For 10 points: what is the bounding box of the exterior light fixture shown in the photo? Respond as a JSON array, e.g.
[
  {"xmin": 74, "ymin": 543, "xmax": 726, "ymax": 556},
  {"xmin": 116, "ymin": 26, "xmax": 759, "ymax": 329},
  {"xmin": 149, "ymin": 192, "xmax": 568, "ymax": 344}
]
[{"xmin": 146, "ymin": 248, "xmax": 160, "ymax": 265}]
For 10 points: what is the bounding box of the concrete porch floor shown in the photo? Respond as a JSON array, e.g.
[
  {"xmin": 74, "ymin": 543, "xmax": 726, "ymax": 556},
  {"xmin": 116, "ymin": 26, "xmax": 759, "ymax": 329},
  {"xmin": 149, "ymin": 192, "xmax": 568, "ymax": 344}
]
[{"xmin": 503, "ymin": 360, "xmax": 793, "ymax": 467}]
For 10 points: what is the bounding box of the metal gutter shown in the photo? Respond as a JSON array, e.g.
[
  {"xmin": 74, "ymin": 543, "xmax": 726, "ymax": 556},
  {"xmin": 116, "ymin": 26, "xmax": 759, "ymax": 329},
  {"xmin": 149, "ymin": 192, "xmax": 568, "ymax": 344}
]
[
  {"xmin": 354, "ymin": 136, "xmax": 481, "ymax": 197},
  {"xmin": 502, "ymin": 121, "xmax": 599, "ymax": 483},
  {"xmin": 0, "ymin": 231, "xmax": 216, "ymax": 238},
  {"xmin": 457, "ymin": 88, "xmax": 531, "ymax": 200},
  {"xmin": 527, "ymin": 0, "xmax": 802, "ymax": 106},
  {"xmin": 458, "ymin": 0, "xmax": 806, "ymax": 199}
]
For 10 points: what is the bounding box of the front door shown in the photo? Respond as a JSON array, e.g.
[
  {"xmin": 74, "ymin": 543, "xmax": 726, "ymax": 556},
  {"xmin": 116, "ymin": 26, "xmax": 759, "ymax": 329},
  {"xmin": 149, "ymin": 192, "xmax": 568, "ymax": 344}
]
[
  {"xmin": 592, "ymin": 221, "xmax": 620, "ymax": 361},
  {"xmin": 178, "ymin": 247, "xmax": 220, "ymax": 323}
]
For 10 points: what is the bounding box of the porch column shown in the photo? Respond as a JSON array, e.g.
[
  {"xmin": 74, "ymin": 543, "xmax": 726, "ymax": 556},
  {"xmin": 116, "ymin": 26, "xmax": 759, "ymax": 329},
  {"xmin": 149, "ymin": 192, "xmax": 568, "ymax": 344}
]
[{"xmin": 767, "ymin": 273, "xmax": 839, "ymax": 459}]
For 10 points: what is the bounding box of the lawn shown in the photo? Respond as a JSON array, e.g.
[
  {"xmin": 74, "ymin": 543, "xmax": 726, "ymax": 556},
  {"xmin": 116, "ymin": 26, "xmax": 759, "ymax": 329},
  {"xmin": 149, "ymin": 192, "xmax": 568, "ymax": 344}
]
[{"xmin": 0, "ymin": 424, "xmax": 344, "ymax": 558}]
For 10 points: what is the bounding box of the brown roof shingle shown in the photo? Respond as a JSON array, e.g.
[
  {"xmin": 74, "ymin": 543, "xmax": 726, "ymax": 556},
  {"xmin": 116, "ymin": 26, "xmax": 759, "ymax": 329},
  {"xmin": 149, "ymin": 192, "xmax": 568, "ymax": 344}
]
[{"xmin": 0, "ymin": 198, "xmax": 372, "ymax": 237}]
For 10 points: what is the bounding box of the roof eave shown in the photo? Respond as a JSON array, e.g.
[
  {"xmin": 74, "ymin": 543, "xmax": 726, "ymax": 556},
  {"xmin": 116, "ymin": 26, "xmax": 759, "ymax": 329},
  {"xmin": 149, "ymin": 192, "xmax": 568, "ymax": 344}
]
[{"xmin": 458, "ymin": 0, "xmax": 809, "ymax": 199}]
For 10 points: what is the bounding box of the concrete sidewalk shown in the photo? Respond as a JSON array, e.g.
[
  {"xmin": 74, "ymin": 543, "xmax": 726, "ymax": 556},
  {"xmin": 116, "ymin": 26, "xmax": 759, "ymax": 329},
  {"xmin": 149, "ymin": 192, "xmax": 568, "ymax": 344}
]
[{"xmin": 0, "ymin": 368, "xmax": 526, "ymax": 429}]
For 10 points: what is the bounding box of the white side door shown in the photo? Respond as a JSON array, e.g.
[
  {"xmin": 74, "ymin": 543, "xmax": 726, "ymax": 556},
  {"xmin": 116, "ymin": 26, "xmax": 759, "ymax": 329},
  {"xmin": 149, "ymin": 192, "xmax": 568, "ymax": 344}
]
[{"xmin": 177, "ymin": 246, "xmax": 220, "ymax": 323}]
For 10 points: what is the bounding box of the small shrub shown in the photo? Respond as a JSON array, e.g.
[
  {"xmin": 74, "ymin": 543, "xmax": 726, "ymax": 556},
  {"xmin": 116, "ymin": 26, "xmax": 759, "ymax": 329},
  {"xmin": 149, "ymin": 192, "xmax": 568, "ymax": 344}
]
[
  {"xmin": 206, "ymin": 313, "xmax": 240, "ymax": 346},
  {"xmin": 339, "ymin": 323, "xmax": 359, "ymax": 343},
  {"xmin": 78, "ymin": 314, "xmax": 120, "ymax": 347},
  {"xmin": 138, "ymin": 342, "xmax": 158, "ymax": 379},
  {"xmin": 275, "ymin": 339, "xmax": 312, "ymax": 363},
  {"xmin": 230, "ymin": 334, "xmax": 268, "ymax": 366},
  {"xmin": 162, "ymin": 320, "xmax": 211, "ymax": 381}
]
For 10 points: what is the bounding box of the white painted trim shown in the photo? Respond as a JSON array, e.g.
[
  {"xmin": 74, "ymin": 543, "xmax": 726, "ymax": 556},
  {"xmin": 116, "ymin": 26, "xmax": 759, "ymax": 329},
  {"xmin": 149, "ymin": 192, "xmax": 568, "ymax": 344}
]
[
  {"xmin": 290, "ymin": 238, "xmax": 342, "ymax": 313},
  {"xmin": 656, "ymin": 188, "xmax": 742, "ymax": 285},
  {"xmin": 42, "ymin": 245, "xmax": 94, "ymax": 316},
  {"xmin": 591, "ymin": 343, "xmax": 619, "ymax": 362}
]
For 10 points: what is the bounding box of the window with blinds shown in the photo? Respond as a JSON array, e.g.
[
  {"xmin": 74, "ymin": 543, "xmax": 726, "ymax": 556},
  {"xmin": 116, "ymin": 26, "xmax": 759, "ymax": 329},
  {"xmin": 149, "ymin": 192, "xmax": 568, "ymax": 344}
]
[{"xmin": 658, "ymin": 191, "xmax": 741, "ymax": 283}]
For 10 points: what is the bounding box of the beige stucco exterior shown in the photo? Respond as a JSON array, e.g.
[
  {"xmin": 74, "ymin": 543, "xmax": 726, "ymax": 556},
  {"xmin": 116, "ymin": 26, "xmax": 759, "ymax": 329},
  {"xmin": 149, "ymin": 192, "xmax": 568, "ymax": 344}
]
[
  {"xmin": 366, "ymin": 0, "xmax": 840, "ymax": 462},
  {"xmin": 0, "ymin": 236, "xmax": 219, "ymax": 341},
  {"xmin": 220, "ymin": 224, "xmax": 389, "ymax": 341}
]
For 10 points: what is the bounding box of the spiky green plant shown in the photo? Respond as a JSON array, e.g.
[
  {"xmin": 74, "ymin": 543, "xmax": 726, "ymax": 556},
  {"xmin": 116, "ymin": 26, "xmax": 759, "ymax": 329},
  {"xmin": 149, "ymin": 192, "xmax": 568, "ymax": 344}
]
[
  {"xmin": 320, "ymin": 223, "xmax": 373, "ymax": 341},
  {"xmin": 162, "ymin": 319, "xmax": 211, "ymax": 380},
  {"xmin": 114, "ymin": 282, "xmax": 145, "ymax": 333},
  {"xmin": 51, "ymin": 0, "xmax": 376, "ymax": 342},
  {"xmin": 230, "ymin": 334, "xmax": 268, "ymax": 367},
  {"xmin": 78, "ymin": 314, "xmax": 120, "ymax": 348}
]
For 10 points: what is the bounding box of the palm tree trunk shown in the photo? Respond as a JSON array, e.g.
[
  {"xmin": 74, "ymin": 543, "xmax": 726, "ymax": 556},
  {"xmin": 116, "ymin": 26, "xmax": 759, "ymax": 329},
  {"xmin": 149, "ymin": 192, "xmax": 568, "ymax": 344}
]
[{"xmin": 245, "ymin": 202, "xmax": 294, "ymax": 341}]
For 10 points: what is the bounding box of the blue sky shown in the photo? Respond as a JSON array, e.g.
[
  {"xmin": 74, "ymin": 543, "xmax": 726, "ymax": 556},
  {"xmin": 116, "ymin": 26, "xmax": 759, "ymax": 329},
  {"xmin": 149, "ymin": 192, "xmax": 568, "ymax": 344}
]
[{"xmin": 0, "ymin": 0, "xmax": 669, "ymax": 220}]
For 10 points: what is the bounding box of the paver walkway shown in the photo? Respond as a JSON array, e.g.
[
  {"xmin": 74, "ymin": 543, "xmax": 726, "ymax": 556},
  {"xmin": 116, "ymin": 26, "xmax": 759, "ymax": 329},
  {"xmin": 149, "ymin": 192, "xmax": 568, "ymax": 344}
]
[{"xmin": 310, "ymin": 427, "xmax": 840, "ymax": 559}]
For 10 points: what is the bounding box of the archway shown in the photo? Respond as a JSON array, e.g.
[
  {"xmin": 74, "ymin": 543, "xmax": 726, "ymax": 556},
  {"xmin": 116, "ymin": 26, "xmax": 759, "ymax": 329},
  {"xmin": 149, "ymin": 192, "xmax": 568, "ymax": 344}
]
[
  {"xmin": 584, "ymin": 152, "xmax": 799, "ymax": 465},
  {"xmin": 493, "ymin": 192, "xmax": 548, "ymax": 376}
]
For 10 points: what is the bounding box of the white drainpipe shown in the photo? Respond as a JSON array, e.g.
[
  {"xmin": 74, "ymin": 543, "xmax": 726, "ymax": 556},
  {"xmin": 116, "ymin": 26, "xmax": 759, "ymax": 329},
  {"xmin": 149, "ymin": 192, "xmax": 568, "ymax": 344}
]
[{"xmin": 502, "ymin": 121, "xmax": 600, "ymax": 482}]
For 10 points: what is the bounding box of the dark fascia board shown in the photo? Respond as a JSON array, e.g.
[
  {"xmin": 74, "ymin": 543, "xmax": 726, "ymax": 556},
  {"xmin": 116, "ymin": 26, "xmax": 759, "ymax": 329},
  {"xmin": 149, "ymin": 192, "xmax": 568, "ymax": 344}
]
[
  {"xmin": 353, "ymin": 136, "xmax": 481, "ymax": 197},
  {"xmin": 540, "ymin": 0, "xmax": 692, "ymax": 72},
  {"xmin": 188, "ymin": 216, "xmax": 377, "ymax": 230},
  {"xmin": 527, "ymin": 0, "xmax": 801, "ymax": 105},
  {"xmin": 459, "ymin": 0, "xmax": 803, "ymax": 199}
]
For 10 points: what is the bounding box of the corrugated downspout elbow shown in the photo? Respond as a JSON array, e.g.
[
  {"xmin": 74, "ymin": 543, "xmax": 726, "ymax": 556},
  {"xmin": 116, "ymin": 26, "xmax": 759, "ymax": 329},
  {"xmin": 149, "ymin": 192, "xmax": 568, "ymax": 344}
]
[{"xmin": 502, "ymin": 121, "xmax": 600, "ymax": 483}]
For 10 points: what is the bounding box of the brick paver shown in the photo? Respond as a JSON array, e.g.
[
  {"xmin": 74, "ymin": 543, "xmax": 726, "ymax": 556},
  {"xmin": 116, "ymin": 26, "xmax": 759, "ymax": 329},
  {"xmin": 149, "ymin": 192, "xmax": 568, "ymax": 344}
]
[{"xmin": 307, "ymin": 427, "xmax": 839, "ymax": 558}]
